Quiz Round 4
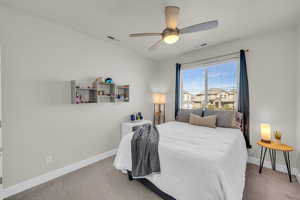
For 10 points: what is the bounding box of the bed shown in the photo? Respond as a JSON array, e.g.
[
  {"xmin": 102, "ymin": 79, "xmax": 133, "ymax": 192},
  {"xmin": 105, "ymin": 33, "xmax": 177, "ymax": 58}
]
[{"xmin": 114, "ymin": 121, "xmax": 248, "ymax": 200}]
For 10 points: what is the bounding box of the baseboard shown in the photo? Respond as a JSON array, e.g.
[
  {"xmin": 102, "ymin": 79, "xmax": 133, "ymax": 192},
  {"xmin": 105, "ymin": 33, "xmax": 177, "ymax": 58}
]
[
  {"xmin": 247, "ymin": 156, "xmax": 298, "ymax": 176},
  {"xmin": 2, "ymin": 152, "xmax": 297, "ymax": 198},
  {"xmin": 3, "ymin": 149, "xmax": 117, "ymax": 198}
]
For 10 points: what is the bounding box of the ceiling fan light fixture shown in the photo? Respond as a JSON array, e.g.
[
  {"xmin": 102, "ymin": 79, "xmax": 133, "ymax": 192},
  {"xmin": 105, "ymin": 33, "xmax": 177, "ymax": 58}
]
[
  {"xmin": 128, "ymin": 6, "xmax": 218, "ymax": 51},
  {"xmin": 163, "ymin": 34, "xmax": 179, "ymax": 44}
]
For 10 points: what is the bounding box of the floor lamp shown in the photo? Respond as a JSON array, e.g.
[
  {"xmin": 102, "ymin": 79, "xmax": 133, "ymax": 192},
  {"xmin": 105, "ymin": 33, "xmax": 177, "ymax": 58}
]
[{"xmin": 153, "ymin": 93, "xmax": 166, "ymax": 125}]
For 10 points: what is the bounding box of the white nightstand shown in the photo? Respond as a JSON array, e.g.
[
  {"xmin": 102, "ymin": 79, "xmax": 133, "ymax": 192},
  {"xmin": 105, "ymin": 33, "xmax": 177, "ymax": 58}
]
[{"xmin": 121, "ymin": 120, "xmax": 152, "ymax": 139}]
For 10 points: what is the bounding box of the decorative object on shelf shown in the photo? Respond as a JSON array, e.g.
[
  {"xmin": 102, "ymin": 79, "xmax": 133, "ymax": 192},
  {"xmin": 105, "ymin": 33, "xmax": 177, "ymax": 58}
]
[
  {"xmin": 153, "ymin": 93, "xmax": 166, "ymax": 125},
  {"xmin": 274, "ymin": 130, "xmax": 282, "ymax": 144},
  {"xmin": 105, "ymin": 78, "xmax": 113, "ymax": 84},
  {"xmin": 138, "ymin": 112, "xmax": 143, "ymax": 120},
  {"xmin": 130, "ymin": 112, "xmax": 143, "ymax": 121},
  {"xmin": 92, "ymin": 77, "xmax": 104, "ymax": 88},
  {"xmin": 260, "ymin": 123, "xmax": 271, "ymax": 143},
  {"xmin": 130, "ymin": 114, "xmax": 136, "ymax": 121},
  {"xmin": 76, "ymin": 94, "xmax": 81, "ymax": 104},
  {"xmin": 97, "ymin": 77, "xmax": 104, "ymax": 83}
]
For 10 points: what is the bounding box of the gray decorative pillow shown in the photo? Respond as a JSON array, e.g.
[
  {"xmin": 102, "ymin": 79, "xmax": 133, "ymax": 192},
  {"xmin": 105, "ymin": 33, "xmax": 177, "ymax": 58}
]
[
  {"xmin": 232, "ymin": 112, "xmax": 244, "ymax": 130},
  {"xmin": 204, "ymin": 110, "xmax": 235, "ymax": 128},
  {"xmin": 176, "ymin": 109, "xmax": 203, "ymax": 123}
]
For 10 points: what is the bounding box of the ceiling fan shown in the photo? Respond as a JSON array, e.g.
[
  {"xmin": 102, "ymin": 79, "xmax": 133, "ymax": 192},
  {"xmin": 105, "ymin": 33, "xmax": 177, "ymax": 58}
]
[{"xmin": 129, "ymin": 6, "xmax": 218, "ymax": 51}]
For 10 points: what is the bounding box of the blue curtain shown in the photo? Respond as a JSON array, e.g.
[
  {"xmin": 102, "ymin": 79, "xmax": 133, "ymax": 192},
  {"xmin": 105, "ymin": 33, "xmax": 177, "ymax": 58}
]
[
  {"xmin": 238, "ymin": 50, "xmax": 251, "ymax": 148},
  {"xmin": 175, "ymin": 63, "xmax": 181, "ymax": 118}
]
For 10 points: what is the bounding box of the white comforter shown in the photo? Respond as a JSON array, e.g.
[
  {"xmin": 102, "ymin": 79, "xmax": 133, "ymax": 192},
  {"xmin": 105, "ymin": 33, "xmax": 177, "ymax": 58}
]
[{"xmin": 114, "ymin": 121, "xmax": 247, "ymax": 200}]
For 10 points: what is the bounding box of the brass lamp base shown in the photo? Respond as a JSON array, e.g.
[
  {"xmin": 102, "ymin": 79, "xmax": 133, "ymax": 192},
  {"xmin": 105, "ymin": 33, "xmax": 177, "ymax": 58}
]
[
  {"xmin": 261, "ymin": 139, "xmax": 271, "ymax": 143},
  {"xmin": 153, "ymin": 104, "xmax": 165, "ymax": 125}
]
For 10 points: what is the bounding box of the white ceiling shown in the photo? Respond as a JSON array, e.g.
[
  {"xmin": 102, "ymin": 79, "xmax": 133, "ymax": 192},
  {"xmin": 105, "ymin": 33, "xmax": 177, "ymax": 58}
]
[{"xmin": 0, "ymin": 0, "xmax": 300, "ymax": 61}]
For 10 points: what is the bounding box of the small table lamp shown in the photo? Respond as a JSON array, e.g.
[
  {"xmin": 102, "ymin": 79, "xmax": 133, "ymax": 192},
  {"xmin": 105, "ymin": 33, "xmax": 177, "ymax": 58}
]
[
  {"xmin": 153, "ymin": 93, "xmax": 166, "ymax": 125},
  {"xmin": 261, "ymin": 123, "xmax": 271, "ymax": 143}
]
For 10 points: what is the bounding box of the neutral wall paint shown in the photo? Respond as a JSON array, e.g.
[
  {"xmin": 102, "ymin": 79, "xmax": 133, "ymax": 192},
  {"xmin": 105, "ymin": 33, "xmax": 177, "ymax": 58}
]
[
  {"xmin": 0, "ymin": 6, "xmax": 157, "ymax": 187},
  {"xmin": 297, "ymin": 25, "xmax": 300, "ymax": 171},
  {"xmin": 157, "ymin": 29, "xmax": 298, "ymax": 166}
]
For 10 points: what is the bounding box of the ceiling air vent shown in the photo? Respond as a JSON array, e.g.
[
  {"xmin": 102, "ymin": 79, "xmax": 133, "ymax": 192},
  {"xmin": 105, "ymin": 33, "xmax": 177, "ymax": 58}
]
[
  {"xmin": 194, "ymin": 42, "xmax": 208, "ymax": 49},
  {"xmin": 107, "ymin": 35, "xmax": 120, "ymax": 42}
]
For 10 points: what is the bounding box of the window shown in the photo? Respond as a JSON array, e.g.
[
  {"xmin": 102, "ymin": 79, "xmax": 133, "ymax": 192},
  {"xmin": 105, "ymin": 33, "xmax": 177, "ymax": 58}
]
[{"xmin": 181, "ymin": 60, "xmax": 238, "ymax": 110}]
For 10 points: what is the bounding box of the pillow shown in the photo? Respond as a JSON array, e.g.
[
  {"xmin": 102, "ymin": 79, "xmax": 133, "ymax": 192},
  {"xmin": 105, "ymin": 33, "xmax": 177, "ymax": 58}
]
[
  {"xmin": 204, "ymin": 110, "xmax": 235, "ymax": 128},
  {"xmin": 176, "ymin": 109, "xmax": 203, "ymax": 123},
  {"xmin": 232, "ymin": 112, "xmax": 244, "ymax": 131},
  {"xmin": 189, "ymin": 113, "xmax": 216, "ymax": 128}
]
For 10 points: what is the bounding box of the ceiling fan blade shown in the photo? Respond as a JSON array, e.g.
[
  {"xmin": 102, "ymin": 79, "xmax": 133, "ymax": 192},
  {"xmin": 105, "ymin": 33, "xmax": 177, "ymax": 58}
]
[
  {"xmin": 165, "ymin": 6, "xmax": 180, "ymax": 29},
  {"xmin": 148, "ymin": 39, "xmax": 163, "ymax": 51},
  {"xmin": 180, "ymin": 20, "xmax": 218, "ymax": 34},
  {"xmin": 129, "ymin": 33, "xmax": 162, "ymax": 37}
]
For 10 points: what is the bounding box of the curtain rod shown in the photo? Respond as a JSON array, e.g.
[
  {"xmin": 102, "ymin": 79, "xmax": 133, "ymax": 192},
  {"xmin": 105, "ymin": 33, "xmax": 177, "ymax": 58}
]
[{"xmin": 181, "ymin": 49, "xmax": 249, "ymax": 65}]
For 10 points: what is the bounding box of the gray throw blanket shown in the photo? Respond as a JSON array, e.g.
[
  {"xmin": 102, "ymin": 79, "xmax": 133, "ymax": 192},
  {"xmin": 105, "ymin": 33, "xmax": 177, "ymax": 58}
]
[{"xmin": 131, "ymin": 124, "xmax": 160, "ymax": 178}]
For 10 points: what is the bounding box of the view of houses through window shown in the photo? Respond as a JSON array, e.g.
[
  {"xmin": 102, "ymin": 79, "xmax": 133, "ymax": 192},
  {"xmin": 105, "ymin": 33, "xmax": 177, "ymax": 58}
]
[{"xmin": 182, "ymin": 60, "xmax": 238, "ymax": 110}]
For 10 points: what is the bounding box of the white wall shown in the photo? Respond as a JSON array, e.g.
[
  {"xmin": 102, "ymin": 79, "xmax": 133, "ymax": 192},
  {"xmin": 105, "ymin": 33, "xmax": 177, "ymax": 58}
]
[
  {"xmin": 157, "ymin": 29, "xmax": 298, "ymax": 166},
  {"xmin": 0, "ymin": 5, "xmax": 157, "ymax": 187},
  {"xmin": 297, "ymin": 25, "xmax": 300, "ymax": 171}
]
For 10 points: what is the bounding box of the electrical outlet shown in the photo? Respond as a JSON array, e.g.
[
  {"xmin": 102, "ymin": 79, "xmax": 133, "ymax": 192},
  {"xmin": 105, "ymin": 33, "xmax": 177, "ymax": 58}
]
[{"xmin": 45, "ymin": 156, "xmax": 53, "ymax": 165}]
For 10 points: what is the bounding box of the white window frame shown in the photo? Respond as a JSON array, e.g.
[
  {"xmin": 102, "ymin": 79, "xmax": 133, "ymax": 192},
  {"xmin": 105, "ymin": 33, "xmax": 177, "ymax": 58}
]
[{"xmin": 180, "ymin": 58, "xmax": 240, "ymax": 110}]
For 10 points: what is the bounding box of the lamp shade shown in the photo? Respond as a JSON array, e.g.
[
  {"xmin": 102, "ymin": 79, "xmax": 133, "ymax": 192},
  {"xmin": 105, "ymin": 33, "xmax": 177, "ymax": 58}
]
[
  {"xmin": 153, "ymin": 93, "xmax": 166, "ymax": 104},
  {"xmin": 260, "ymin": 123, "xmax": 271, "ymax": 143}
]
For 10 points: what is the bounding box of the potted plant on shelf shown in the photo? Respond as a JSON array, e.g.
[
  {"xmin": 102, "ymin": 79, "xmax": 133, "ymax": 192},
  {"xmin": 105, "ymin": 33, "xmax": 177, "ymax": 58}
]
[{"xmin": 274, "ymin": 130, "xmax": 282, "ymax": 144}]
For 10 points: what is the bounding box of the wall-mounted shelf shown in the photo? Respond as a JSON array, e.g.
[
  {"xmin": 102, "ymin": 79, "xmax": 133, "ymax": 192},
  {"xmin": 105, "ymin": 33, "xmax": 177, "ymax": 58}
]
[
  {"xmin": 96, "ymin": 82, "xmax": 116, "ymax": 103},
  {"xmin": 71, "ymin": 80, "xmax": 97, "ymax": 104},
  {"xmin": 71, "ymin": 79, "xmax": 129, "ymax": 104},
  {"xmin": 116, "ymin": 85, "xmax": 129, "ymax": 102}
]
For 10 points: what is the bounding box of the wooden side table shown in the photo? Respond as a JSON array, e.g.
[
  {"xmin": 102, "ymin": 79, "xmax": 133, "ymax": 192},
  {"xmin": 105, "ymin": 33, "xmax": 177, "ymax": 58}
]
[{"xmin": 257, "ymin": 141, "xmax": 294, "ymax": 182}]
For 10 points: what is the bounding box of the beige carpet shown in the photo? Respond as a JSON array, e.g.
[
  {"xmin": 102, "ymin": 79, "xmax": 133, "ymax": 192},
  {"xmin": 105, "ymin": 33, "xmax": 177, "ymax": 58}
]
[{"xmin": 6, "ymin": 157, "xmax": 300, "ymax": 200}]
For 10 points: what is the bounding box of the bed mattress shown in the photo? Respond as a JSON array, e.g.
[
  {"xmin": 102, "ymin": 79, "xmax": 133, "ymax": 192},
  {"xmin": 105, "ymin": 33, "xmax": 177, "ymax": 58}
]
[{"xmin": 114, "ymin": 121, "xmax": 247, "ymax": 200}]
